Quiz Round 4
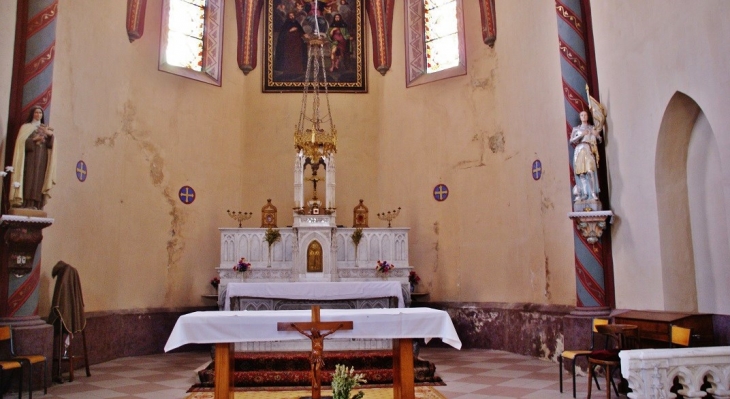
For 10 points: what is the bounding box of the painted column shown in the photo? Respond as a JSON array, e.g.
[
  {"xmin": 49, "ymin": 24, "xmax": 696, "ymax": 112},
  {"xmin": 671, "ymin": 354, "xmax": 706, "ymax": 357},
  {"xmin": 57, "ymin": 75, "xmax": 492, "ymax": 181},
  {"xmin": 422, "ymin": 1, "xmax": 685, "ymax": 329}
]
[
  {"xmin": 1, "ymin": 4, "xmax": 58, "ymax": 389},
  {"xmin": 4, "ymin": 0, "xmax": 58, "ymax": 313},
  {"xmin": 555, "ymin": 0, "xmax": 614, "ymax": 312}
]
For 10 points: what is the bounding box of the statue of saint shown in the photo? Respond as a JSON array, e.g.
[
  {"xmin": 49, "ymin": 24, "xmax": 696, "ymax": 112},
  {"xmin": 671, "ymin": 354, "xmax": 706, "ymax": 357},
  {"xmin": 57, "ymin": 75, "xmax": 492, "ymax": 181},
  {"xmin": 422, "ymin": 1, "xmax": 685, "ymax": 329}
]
[
  {"xmin": 9, "ymin": 105, "xmax": 57, "ymax": 210},
  {"xmin": 570, "ymin": 110, "xmax": 603, "ymax": 202}
]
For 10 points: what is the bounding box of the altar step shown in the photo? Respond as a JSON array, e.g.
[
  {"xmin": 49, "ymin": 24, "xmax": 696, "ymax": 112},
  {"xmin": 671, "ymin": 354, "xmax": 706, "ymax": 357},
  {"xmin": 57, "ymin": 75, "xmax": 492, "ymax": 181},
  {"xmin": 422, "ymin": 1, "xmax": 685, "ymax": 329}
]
[{"xmin": 196, "ymin": 350, "xmax": 441, "ymax": 388}]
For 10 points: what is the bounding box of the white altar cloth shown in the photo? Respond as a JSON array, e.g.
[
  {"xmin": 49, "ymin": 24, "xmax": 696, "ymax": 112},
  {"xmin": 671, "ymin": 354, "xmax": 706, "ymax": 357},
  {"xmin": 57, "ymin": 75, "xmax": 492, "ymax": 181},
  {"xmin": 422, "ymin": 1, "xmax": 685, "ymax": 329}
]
[
  {"xmin": 164, "ymin": 308, "xmax": 462, "ymax": 352},
  {"xmin": 223, "ymin": 281, "xmax": 405, "ymax": 310}
]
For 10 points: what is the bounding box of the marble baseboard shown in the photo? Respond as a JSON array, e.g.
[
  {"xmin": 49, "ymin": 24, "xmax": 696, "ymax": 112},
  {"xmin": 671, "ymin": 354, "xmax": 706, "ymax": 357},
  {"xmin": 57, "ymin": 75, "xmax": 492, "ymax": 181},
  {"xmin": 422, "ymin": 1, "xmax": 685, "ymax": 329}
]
[
  {"xmin": 41, "ymin": 304, "xmax": 728, "ymax": 371},
  {"xmin": 81, "ymin": 306, "xmax": 215, "ymax": 364}
]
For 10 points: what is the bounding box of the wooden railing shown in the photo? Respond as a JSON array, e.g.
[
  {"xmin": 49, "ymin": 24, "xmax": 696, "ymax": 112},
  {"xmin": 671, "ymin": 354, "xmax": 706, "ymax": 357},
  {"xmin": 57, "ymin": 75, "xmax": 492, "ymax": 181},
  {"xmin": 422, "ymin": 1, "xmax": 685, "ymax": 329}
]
[{"xmin": 619, "ymin": 346, "xmax": 730, "ymax": 398}]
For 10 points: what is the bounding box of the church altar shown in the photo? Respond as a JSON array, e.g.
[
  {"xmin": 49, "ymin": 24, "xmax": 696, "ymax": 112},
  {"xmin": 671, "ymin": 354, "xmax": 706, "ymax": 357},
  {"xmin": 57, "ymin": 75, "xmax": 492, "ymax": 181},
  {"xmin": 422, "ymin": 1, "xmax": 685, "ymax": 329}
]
[
  {"xmin": 218, "ymin": 226, "xmax": 411, "ymax": 279},
  {"xmin": 217, "ymin": 221, "xmax": 415, "ymax": 350},
  {"xmin": 213, "ymin": 110, "xmax": 419, "ymax": 350},
  {"xmin": 217, "ymin": 226, "xmax": 413, "ymax": 305},
  {"xmin": 223, "ymin": 281, "xmax": 406, "ymax": 311},
  {"xmin": 165, "ymin": 308, "xmax": 462, "ymax": 399}
]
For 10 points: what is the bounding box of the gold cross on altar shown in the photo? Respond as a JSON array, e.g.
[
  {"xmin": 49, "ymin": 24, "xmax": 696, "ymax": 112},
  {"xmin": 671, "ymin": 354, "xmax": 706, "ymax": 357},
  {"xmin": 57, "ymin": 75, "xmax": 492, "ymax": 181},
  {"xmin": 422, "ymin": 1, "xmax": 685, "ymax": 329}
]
[{"xmin": 277, "ymin": 306, "xmax": 353, "ymax": 399}]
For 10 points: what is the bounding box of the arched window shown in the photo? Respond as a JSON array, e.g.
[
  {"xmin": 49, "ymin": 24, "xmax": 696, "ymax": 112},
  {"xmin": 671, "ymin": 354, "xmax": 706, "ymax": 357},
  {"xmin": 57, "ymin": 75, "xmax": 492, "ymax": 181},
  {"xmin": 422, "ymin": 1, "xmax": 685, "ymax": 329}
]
[
  {"xmin": 159, "ymin": 0, "xmax": 224, "ymax": 85},
  {"xmin": 405, "ymin": 0, "xmax": 466, "ymax": 87}
]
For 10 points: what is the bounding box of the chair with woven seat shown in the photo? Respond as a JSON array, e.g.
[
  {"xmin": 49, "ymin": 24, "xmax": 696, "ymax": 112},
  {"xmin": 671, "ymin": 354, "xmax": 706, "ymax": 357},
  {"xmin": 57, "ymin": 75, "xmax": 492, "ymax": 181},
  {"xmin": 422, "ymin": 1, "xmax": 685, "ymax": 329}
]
[
  {"xmin": 0, "ymin": 325, "xmax": 47, "ymax": 399},
  {"xmin": 587, "ymin": 323, "xmax": 640, "ymax": 399},
  {"xmin": 559, "ymin": 318, "xmax": 609, "ymax": 398}
]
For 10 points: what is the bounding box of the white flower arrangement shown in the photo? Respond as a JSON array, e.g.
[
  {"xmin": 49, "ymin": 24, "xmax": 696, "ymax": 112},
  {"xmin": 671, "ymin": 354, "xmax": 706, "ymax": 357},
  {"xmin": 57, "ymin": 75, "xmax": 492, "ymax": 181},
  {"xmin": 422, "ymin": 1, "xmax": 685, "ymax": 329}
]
[{"xmin": 331, "ymin": 364, "xmax": 366, "ymax": 399}]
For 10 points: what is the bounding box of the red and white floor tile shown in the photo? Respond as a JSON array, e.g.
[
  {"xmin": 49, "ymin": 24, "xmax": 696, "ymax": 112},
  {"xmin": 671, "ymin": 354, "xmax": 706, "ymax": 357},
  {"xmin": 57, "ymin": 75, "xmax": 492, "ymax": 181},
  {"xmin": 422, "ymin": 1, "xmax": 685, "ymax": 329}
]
[{"xmin": 4, "ymin": 348, "xmax": 622, "ymax": 398}]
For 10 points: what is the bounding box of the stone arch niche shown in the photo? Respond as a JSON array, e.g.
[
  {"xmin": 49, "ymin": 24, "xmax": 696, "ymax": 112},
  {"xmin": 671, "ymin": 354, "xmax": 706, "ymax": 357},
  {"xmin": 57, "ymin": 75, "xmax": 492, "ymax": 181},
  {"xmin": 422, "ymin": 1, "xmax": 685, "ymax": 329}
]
[{"xmin": 655, "ymin": 91, "xmax": 729, "ymax": 313}]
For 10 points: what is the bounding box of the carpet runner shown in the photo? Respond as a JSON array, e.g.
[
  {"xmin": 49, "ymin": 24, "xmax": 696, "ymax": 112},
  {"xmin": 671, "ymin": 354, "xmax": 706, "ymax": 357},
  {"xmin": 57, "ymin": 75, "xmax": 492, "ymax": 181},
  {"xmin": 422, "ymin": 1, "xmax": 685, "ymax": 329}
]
[
  {"xmin": 185, "ymin": 386, "xmax": 447, "ymax": 399},
  {"xmin": 194, "ymin": 350, "xmax": 443, "ymax": 389}
]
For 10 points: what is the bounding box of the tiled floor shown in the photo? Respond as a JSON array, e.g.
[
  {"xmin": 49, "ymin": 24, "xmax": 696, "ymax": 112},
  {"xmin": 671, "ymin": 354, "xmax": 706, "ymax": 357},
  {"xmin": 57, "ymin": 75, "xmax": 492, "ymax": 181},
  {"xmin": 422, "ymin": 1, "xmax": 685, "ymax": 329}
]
[{"xmin": 4, "ymin": 348, "xmax": 622, "ymax": 399}]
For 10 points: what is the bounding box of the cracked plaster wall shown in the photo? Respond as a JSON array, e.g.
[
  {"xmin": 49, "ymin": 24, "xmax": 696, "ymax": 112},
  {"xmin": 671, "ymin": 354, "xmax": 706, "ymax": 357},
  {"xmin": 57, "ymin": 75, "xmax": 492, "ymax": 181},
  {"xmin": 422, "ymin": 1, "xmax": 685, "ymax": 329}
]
[
  {"xmin": 15, "ymin": 0, "xmax": 730, "ymax": 318},
  {"xmin": 376, "ymin": 2, "xmax": 575, "ymax": 306},
  {"xmin": 28, "ymin": 1, "xmax": 577, "ymax": 314}
]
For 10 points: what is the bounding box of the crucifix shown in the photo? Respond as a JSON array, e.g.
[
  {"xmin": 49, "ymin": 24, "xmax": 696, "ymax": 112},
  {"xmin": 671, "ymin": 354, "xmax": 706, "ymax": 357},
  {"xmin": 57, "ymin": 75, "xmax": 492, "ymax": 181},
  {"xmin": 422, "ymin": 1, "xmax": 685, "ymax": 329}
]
[{"xmin": 277, "ymin": 306, "xmax": 353, "ymax": 399}]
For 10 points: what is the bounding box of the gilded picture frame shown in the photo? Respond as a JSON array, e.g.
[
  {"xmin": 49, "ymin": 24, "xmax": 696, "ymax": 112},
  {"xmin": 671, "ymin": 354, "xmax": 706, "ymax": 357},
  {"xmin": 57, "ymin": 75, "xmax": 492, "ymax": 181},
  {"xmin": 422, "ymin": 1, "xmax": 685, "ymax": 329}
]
[{"xmin": 264, "ymin": 0, "xmax": 366, "ymax": 93}]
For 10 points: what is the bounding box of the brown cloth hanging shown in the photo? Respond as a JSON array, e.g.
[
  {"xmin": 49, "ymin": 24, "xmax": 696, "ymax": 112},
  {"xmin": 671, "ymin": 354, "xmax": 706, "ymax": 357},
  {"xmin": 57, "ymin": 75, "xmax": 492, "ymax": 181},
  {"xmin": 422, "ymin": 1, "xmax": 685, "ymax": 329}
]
[{"xmin": 47, "ymin": 261, "xmax": 86, "ymax": 334}]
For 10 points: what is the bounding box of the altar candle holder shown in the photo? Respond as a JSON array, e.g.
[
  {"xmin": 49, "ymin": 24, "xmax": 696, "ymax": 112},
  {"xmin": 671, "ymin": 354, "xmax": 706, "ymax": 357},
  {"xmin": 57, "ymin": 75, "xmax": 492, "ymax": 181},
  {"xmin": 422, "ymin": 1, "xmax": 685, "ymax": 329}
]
[
  {"xmin": 227, "ymin": 210, "xmax": 252, "ymax": 228},
  {"xmin": 377, "ymin": 207, "xmax": 401, "ymax": 228}
]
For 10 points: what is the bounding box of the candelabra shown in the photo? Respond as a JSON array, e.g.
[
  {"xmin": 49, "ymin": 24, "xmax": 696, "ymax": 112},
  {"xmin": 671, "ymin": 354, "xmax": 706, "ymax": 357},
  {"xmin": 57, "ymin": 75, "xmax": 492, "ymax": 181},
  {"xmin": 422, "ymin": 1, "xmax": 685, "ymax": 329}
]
[
  {"xmin": 377, "ymin": 207, "xmax": 401, "ymax": 228},
  {"xmin": 227, "ymin": 210, "xmax": 252, "ymax": 228}
]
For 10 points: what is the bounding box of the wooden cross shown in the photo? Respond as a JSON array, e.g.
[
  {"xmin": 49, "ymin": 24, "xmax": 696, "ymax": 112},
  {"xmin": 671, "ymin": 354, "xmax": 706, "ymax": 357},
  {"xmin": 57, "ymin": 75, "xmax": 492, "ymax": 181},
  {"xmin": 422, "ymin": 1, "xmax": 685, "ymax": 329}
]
[{"xmin": 277, "ymin": 306, "xmax": 353, "ymax": 399}]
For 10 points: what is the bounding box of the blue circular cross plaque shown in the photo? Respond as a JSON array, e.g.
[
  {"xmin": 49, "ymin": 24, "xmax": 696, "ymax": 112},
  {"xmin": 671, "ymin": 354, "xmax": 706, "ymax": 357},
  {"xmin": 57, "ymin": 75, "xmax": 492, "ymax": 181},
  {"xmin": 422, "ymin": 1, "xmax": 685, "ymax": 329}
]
[
  {"xmin": 179, "ymin": 186, "xmax": 196, "ymax": 204},
  {"xmin": 76, "ymin": 161, "xmax": 87, "ymax": 182},
  {"xmin": 433, "ymin": 184, "xmax": 449, "ymax": 202},
  {"xmin": 532, "ymin": 160, "xmax": 542, "ymax": 181}
]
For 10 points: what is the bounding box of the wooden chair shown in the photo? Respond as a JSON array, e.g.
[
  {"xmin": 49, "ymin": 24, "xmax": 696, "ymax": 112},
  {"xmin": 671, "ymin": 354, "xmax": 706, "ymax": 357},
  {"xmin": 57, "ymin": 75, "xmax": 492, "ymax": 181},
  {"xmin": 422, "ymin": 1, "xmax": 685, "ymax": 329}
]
[
  {"xmin": 0, "ymin": 325, "xmax": 47, "ymax": 399},
  {"xmin": 559, "ymin": 318, "xmax": 609, "ymax": 398},
  {"xmin": 48, "ymin": 261, "xmax": 91, "ymax": 383},
  {"xmin": 0, "ymin": 331, "xmax": 24, "ymax": 399},
  {"xmin": 587, "ymin": 324, "xmax": 640, "ymax": 399},
  {"xmin": 670, "ymin": 325, "xmax": 691, "ymax": 347},
  {"xmin": 52, "ymin": 307, "xmax": 91, "ymax": 382}
]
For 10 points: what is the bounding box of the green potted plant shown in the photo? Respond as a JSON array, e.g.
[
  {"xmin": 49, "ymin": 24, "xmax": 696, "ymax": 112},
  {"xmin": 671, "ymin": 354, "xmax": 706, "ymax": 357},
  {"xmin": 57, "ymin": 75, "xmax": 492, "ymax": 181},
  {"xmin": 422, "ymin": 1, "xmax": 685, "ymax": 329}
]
[{"xmin": 331, "ymin": 364, "xmax": 366, "ymax": 399}]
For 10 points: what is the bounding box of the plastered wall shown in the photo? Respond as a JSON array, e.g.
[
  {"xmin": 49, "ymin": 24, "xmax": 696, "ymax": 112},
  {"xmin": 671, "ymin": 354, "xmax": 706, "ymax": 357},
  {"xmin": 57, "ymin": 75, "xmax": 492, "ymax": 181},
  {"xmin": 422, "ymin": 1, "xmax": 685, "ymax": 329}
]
[
  {"xmin": 591, "ymin": 0, "xmax": 730, "ymax": 314},
  {"xmin": 3, "ymin": 0, "xmax": 726, "ymax": 316}
]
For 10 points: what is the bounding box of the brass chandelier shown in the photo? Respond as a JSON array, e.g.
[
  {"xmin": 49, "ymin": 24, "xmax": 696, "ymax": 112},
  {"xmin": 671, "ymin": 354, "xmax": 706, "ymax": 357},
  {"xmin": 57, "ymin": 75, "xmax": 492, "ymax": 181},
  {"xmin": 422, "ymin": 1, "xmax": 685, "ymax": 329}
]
[{"xmin": 293, "ymin": 11, "xmax": 337, "ymax": 161}]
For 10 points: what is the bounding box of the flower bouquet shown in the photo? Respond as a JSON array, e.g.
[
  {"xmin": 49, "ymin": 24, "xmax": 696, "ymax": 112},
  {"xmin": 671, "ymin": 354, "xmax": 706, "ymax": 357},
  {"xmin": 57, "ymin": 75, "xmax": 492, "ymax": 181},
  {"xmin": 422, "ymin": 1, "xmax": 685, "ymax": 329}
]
[
  {"xmin": 233, "ymin": 258, "xmax": 251, "ymax": 277},
  {"xmin": 210, "ymin": 276, "xmax": 220, "ymax": 290},
  {"xmin": 375, "ymin": 260, "xmax": 394, "ymax": 277},
  {"xmin": 331, "ymin": 364, "xmax": 366, "ymax": 399}
]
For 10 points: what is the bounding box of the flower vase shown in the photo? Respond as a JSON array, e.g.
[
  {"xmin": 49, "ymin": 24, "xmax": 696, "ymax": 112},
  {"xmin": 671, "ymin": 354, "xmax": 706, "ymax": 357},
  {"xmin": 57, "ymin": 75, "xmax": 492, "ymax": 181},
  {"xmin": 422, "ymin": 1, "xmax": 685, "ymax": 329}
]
[
  {"xmin": 354, "ymin": 246, "xmax": 359, "ymax": 267},
  {"xmin": 410, "ymin": 283, "xmax": 415, "ymax": 293},
  {"xmin": 267, "ymin": 246, "xmax": 272, "ymax": 268}
]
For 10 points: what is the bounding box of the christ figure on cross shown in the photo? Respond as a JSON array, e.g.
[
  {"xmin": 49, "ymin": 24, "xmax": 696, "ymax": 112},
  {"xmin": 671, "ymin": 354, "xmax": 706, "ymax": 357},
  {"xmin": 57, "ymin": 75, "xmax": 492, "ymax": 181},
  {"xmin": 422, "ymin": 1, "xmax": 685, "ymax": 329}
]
[{"xmin": 278, "ymin": 306, "xmax": 353, "ymax": 399}]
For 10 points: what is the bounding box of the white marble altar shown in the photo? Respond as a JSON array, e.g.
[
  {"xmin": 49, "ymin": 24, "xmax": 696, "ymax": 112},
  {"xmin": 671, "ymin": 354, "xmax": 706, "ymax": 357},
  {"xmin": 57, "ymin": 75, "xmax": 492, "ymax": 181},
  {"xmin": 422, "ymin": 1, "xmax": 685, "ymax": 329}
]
[
  {"xmin": 218, "ymin": 226, "xmax": 412, "ymax": 284},
  {"xmin": 223, "ymin": 281, "xmax": 405, "ymax": 310}
]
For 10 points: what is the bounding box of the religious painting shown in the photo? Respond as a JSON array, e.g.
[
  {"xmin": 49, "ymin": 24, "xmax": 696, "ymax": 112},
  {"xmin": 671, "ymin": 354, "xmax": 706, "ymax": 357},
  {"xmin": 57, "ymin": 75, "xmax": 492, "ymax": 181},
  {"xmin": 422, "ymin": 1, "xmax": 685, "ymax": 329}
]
[{"xmin": 264, "ymin": 0, "xmax": 367, "ymax": 93}]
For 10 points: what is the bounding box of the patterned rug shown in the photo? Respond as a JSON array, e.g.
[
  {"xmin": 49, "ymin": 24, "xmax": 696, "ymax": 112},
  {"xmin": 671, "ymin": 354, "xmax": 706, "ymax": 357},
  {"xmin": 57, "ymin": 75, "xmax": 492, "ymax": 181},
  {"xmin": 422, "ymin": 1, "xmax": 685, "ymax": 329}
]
[
  {"xmin": 193, "ymin": 350, "xmax": 443, "ymax": 389},
  {"xmin": 184, "ymin": 386, "xmax": 447, "ymax": 399}
]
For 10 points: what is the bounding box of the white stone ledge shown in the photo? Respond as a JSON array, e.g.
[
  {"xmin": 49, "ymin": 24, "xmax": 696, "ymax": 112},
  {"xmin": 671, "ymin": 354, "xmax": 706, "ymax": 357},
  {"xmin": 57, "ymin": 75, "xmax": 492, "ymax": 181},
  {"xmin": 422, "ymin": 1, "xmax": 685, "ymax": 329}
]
[{"xmin": 619, "ymin": 346, "xmax": 730, "ymax": 398}]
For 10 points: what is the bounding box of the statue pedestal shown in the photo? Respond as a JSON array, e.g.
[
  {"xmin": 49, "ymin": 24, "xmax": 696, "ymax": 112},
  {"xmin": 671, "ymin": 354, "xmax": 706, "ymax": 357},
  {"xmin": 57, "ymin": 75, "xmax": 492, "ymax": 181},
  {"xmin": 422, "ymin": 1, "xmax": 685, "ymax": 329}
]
[
  {"xmin": 7, "ymin": 207, "xmax": 48, "ymax": 218},
  {"xmin": 0, "ymin": 214, "xmax": 55, "ymax": 391},
  {"xmin": 0, "ymin": 214, "xmax": 54, "ymax": 316},
  {"xmin": 568, "ymin": 210, "xmax": 614, "ymax": 244}
]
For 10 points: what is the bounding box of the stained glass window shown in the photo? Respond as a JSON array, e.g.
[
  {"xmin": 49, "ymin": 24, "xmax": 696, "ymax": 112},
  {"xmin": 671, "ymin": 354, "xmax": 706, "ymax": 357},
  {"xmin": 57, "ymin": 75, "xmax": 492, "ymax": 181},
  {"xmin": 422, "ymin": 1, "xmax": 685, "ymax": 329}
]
[
  {"xmin": 424, "ymin": 0, "xmax": 459, "ymax": 73},
  {"xmin": 165, "ymin": 0, "xmax": 205, "ymax": 71},
  {"xmin": 159, "ymin": 0, "xmax": 224, "ymax": 85},
  {"xmin": 405, "ymin": 0, "xmax": 465, "ymax": 87}
]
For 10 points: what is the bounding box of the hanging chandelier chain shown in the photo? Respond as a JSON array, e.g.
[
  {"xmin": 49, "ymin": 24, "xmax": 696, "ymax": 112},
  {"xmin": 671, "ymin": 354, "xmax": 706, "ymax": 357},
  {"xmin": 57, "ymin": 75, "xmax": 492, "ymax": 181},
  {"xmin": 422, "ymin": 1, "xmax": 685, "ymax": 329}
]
[{"xmin": 294, "ymin": 17, "xmax": 338, "ymax": 161}]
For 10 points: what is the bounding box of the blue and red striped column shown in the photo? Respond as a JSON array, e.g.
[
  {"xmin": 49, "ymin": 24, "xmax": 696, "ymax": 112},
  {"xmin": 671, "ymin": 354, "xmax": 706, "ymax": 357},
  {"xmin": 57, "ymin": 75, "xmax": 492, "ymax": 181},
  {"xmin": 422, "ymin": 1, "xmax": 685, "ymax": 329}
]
[
  {"xmin": 4, "ymin": 0, "xmax": 58, "ymax": 318},
  {"xmin": 555, "ymin": 0, "xmax": 614, "ymax": 312}
]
